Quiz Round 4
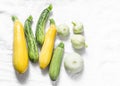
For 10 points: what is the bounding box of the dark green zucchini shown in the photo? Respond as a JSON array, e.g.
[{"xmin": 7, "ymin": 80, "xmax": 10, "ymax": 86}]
[
  {"xmin": 24, "ymin": 15, "xmax": 39, "ymax": 62},
  {"xmin": 35, "ymin": 4, "xmax": 52, "ymax": 45},
  {"xmin": 49, "ymin": 42, "xmax": 64, "ymax": 81}
]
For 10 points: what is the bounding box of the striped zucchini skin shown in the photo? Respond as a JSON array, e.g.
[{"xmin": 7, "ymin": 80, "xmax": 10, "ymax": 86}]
[
  {"xmin": 35, "ymin": 4, "xmax": 52, "ymax": 45},
  {"xmin": 24, "ymin": 16, "xmax": 39, "ymax": 62},
  {"xmin": 49, "ymin": 42, "xmax": 64, "ymax": 81}
]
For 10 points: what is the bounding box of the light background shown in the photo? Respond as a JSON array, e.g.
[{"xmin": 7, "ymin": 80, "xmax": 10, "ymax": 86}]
[{"xmin": 0, "ymin": 0, "xmax": 120, "ymax": 86}]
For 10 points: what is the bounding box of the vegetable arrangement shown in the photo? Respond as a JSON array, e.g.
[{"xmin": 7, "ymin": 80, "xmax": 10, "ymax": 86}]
[{"xmin": 11, "ymin": 4, "xmax": 87, "ymax": 84}]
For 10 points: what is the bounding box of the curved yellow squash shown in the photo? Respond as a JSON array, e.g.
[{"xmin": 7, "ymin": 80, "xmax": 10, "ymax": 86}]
[
  {"xmin": 12, "ymin": 16, "xmax": 29, "ymax": 74},
  {"xmin": 39, "ymin": 19, "xmax": 57, "ymax": 69}
]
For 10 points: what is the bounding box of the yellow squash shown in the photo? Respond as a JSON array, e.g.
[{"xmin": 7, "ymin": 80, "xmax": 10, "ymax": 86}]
[
  {"xmin": 39, "ymin": 19, "xmax": 57, "ymax": 69},
  {"xmin": 12, "ymin": 16, "xmax": 29, "ymax": 74}
]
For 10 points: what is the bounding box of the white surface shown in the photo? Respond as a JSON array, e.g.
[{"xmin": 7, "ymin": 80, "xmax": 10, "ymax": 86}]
[{"xmin": 0, "ymin": 0, "xmax": 120, "ymax": 86}]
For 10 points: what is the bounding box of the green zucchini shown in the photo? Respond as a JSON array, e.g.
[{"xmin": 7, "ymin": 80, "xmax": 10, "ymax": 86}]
[
  {"xmin": 49, "ymin": 42, "xmax": 64, "ymax": 81},
  {"xmin": 24, "ymin": 15, "xmax": 39, "ymax": 62},
  {"xmin": 35, "ymin": 4, "xmax": 52, "ymax": 45}
]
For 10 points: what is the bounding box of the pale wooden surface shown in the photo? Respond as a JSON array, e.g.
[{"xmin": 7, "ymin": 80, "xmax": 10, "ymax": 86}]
[{"xmin": 0, "ymin": 0, "xmax": 120, "ymax": 86}]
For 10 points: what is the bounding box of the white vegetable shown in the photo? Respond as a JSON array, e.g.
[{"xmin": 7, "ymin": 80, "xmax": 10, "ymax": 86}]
[
  {"xmin": 71, "ymin": 35, "xmax": 86, "ymax": 49},
  {"xmin": 64, "ymin": 52, "xmax": 84, "ymax": 74},
  {"xmin": 72, "ymin": 21, "xmax": 83, "ymax": 34},
  {"xmin": 57, "ymin": 24, "xmax": 70, "ymax": 37}
]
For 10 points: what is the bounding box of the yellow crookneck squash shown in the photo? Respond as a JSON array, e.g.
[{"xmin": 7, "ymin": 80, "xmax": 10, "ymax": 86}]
[
  {"xmin": 39, "ymin": 19, "xmax": 57, "ymax": 69},
  {"xmin": 12, "ymin": 16, "xmax": 29, "ymax": 74}
]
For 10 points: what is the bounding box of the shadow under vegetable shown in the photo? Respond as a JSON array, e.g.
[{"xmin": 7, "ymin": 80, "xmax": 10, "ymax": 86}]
[
  {"xmin": 51, "ymin": 77, "xmax": 60, "ymax": 86},
  {"xmin": 64, "ymin": 66, "xmax": 84, "ymax": 80},
  {"xmin": 72, "ymin": 47, "xmax": 86, "ymax": 56},
  {"xmin": 40, "ymin": 66, "xmax": 49, "ymax": 76},
  {"xmin": 15, "ymin": 66, "xmax": 29, "ymax": 84}
]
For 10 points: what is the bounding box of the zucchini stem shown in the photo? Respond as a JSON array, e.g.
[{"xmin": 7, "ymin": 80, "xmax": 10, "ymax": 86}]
[
  {"xmin": 47, "ymin": 4, "xmax": 53, "ymax": 11},
  {"xmin": 58, "ymin": 42, "xmax": 64, "ymax": 48},
  {"xmin": 27, "ymin": 15, "xmax": 33, "ymax": 22}
]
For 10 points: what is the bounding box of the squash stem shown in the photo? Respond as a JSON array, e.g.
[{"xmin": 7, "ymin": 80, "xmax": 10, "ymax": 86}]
[
  {"xmin": 12, "ymin": 16, "xmax": 18, "ymax": 22},
  {"xmin": 50, "ymin": 18, "xmax": 55, "ymax": 25},
  {"xmin": 72, "ymin": 21, "xmax": 76, "ymax": 26}
]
